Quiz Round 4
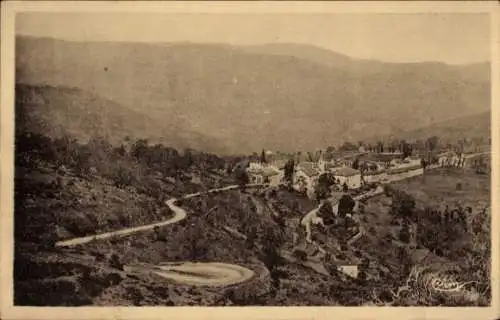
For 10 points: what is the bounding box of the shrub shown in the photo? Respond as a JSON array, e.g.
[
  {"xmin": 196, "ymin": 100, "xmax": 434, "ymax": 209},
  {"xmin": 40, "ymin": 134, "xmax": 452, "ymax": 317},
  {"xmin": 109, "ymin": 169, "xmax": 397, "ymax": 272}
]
[
  {"xmin": 357, "ymin": 270, "xmax": 367, "ymax": 283},
  {"xmin": 111, "ymin": 166, "xmax": 135, "ymax": 189},
  {"xmin": 391, "ymin": 191, "xmax": 416, "ymax": 219},
  {"xmin": 383, "ymin": 184, "xmax": 394, "ymax": 197},
  {"xmin": 368, "ymin": 226, "xmax": 377, "ymax": 235},
  {"xmin": 109, "ymin": 253, "xmax": 123, "ymax": 271},
  {"xmin": 399, "ymin": 224, "xmax": 410, "ymax": 243},
  {"xmin": 293, "ymin": 249, "xmax": 308, "ymax": 262}
]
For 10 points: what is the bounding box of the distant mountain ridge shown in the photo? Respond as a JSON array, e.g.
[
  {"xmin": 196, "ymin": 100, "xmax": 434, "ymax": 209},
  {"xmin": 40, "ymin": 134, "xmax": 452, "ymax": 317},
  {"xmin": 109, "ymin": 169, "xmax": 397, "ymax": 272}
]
[
  {"xmin": 16, "ymin": 35, "xmax": 490, "ymax": 154},
  {"xmin": 242, "ymin": 42, "xmax": 490, "ymax": 79}
]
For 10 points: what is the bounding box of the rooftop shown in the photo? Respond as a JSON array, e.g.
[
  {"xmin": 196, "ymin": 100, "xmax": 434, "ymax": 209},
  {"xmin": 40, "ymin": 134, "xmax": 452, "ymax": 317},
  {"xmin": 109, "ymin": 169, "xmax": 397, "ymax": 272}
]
[
  {"xmin": 248, "ymin": 166, "xmax": 280, "ymax": 177},
  {"xmin": 361, "ymin": 152, "xmax": 403, "ymax": 163},
  {"xmin": 297, "ymin": 162, "xmax": 321, "ymax": 177},
  {"xmin": 331, "ymin": 167, "xmax": 360, "ymax": 177},
  {"xmin": 272, "ymin": 159, "xmax": 288, "ymax": 170},
  {"xmin": 437, "ymin": 151, "xmax": 457, "ymax": 157}
]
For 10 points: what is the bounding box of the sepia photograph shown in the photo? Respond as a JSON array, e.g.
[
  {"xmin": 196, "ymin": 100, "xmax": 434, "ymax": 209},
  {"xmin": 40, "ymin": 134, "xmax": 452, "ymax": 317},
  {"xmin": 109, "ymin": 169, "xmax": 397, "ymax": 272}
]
[{"xmin": 1, "ymin": 1, "xmax": 498, "ymax": 319}]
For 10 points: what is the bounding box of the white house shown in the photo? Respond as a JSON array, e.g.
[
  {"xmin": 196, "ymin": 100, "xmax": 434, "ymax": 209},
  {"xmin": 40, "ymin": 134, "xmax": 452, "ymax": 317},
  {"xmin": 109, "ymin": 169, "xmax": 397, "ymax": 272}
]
[
  {"xmin": 248, "ymin": 161, "xmax": 266, "ymax": 171},
  {"xmin": 337, "ymin": 264, "xmax": 359, "ymax": 279},
  {"xmin": 293, "ymin": 162, "xmax": 321, "ymax": 196},
  {"xmin": 270, "ymin": 159, "xmax": 287, "ymax": 171},
  {"xmin": 464, "ymin": 152, "xmax": 490, "ymax": 170},
  {"xmin": 387, "ymin": 167, "xmax": 424, "ymax": 182},
  {"xmin": 437, "ymin": 151, "xmax": 458, "ymax": 167},
  {"xmin": 247, "ymin": 166, "xmax": 282, "ymax": 186},
  {"xmin": 331, "ymin": 167, "xmax": 362, "ymax": 190},
  {"xmin": 269, "ymin": 170, "xmax": 284, "ymax": 186},
  {"xmin": 363, "ymin": 170, "xmax": 388, "ymax": 184}
]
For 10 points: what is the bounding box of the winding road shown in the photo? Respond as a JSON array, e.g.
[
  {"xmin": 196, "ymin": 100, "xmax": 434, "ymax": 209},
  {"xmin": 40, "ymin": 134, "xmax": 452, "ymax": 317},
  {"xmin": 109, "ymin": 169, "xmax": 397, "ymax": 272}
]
[
  {"xmin": 54, "ymin": 183, "xmax": 266, "ymax": 287},
  {"xmin": 54, "ymin": 184, "xmax": 265, "ymax": 248},
  {"xmin": 151, "ymin": 262, "xmax": 255, "ymax": 287}
]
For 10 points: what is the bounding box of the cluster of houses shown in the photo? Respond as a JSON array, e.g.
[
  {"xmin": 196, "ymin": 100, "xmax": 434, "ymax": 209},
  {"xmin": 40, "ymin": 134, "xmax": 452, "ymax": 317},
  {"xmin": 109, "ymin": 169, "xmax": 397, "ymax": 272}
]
[
  {"xmin": 244, "ymin": 145, "xmax": 490, "ymax": 198},
  {"xmin": 437, "ymin": 150, "xmax": 490, "ymax": 170},
  {"xmin": 245, "ymin": 150, "xmax": 426, "ymax": 196}
]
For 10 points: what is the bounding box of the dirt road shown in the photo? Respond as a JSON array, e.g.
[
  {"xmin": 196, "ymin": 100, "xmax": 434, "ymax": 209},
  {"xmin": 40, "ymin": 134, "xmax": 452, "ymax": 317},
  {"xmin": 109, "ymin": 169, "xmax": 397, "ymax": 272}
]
[
  {"xmin": 55, "ymin": 184, "xmax": 265, "ymax": 248},
  {"xmin": 151, "ymin": 262, "xmax": 255, "ymax": 287}
]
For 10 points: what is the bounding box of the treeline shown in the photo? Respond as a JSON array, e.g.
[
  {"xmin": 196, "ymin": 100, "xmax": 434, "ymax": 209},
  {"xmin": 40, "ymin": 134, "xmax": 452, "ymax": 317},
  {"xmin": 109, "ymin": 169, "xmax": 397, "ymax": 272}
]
[
  {"xmin": 324, "ymin": 135, "xmax": 490, "ymax": 160},
  {"xmin": 326, "ymin": 137, "xmax": 438, "ymax": 154},
  {"xmin": 15, "ymin": 131, "xmax": 227, "ymax": 196}
]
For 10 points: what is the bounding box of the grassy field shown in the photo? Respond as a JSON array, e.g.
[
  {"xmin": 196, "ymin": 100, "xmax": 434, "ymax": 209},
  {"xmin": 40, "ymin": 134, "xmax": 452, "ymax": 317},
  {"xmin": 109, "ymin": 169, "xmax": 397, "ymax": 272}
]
[{"xmin": 390, "ymin": 167, "xmax": 490, "ymax": 210}]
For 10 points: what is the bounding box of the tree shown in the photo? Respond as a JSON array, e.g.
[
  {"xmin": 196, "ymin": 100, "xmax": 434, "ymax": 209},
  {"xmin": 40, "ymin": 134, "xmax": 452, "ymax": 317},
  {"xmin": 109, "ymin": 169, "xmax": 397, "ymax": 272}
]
[
  {"xmin": 113, "ymin": 144, "xmax": 127, "ymax": 157},
  {"xmin": 457, "ymin": 138, "xmax": 465, "ymax": 154},
  {"xmin": 182, "ymin": 148, "xmax": 195, "ymax": 168},
  {"xmin": 306, "ymin": 151, "xmax": 315, "ymax": 162},
  {"xmin": 186, "ymin": 222, "xmax": 208, "ymax": 261},
  {"xmin": 399, "ymin": 222, "xmax": 411, "ymax": 243},
  {"xmin": 317, "ymin": 199, "xmax": 335, "ymax": 225},
  {"xmin": 316, "ymin": 149, "xmax": 323, "ymax": 162},
  {"xmin": 260, "ymin": 149, "xmax": 267, "ymax": 163},
  {"xmin": 131, "ymin": 139, "xmax": 149, "ymax": 160},
  {"xmin": 400, "ymin": 140, "xmax": 412, "ymax": 159},
  {"xmin": 234, "ymin": 167, "xmax": 249, "ymax": 190},
  {"xmin": 74, "ymin": 145, "xmax": 93, "ymax": 177},
  {"xmin": 352, "ymin": 157, "xmax": 360, "ymax": 170},
  {"xmin": 283, "ymin": 158, "xmax": 295, "ymax": 188},
  {"xmin": 421, "ymin": 157, "xmax": 427, "ymax": 171},
  {"xmin": 340, "ymin": 141, "xmax": 357, "ymax": 151},
  {"xmin": 376, "ymin": 141, "xmax": 384, "ymax": 153},
  {"xmin": 338, "ymin": 194, "xmax": 356, "ymax": 218},
  {"xmin": 326, "ymin": 146, "xmax": 336, "ymax": 154},
  {"xmin": 112, "ymin": 165, "xmax": 135, "ymax": 188},
  {"xmin": 389, "ymin": 140, "xmax": 398, "ymax": 153},
  {"xmin": 425, "ymin": 136, "xmax": 440, "ymax": 164},
  {"xmin": 315, "ymin": 173, "xmax": 334, "ymax": 201},
  {"xmin": 426, "ymin": 136, "xmax": 439, "ymax": 152},
  {"xmin": 260, "ymin": 226, "xmax": 284, "ymax": 297},
  {"xmin": 52, "ymin": 136, "xmax": 78, "ymax": 167},
  {"xmin": 109, "ymin": 253, "xmax": 124, "ymax": 270},
  {"xmin": 391, "ymin": 191, "xmax": 416, "ymax": 220}
]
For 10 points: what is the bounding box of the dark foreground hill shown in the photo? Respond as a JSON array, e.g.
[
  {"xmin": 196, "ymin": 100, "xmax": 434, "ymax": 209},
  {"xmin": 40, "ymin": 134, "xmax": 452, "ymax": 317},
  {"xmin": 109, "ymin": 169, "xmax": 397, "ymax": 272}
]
[{"xmin": 16, "ymin": 36, "xmax": 490, "ymax": 154}]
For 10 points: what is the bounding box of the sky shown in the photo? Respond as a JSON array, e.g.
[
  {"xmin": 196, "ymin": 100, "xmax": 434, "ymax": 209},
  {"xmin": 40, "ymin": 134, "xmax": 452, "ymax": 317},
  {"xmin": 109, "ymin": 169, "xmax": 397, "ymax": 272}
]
[{"xmin": 16, "ymin": 12, "xmax": 490, "ymax": 65}]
